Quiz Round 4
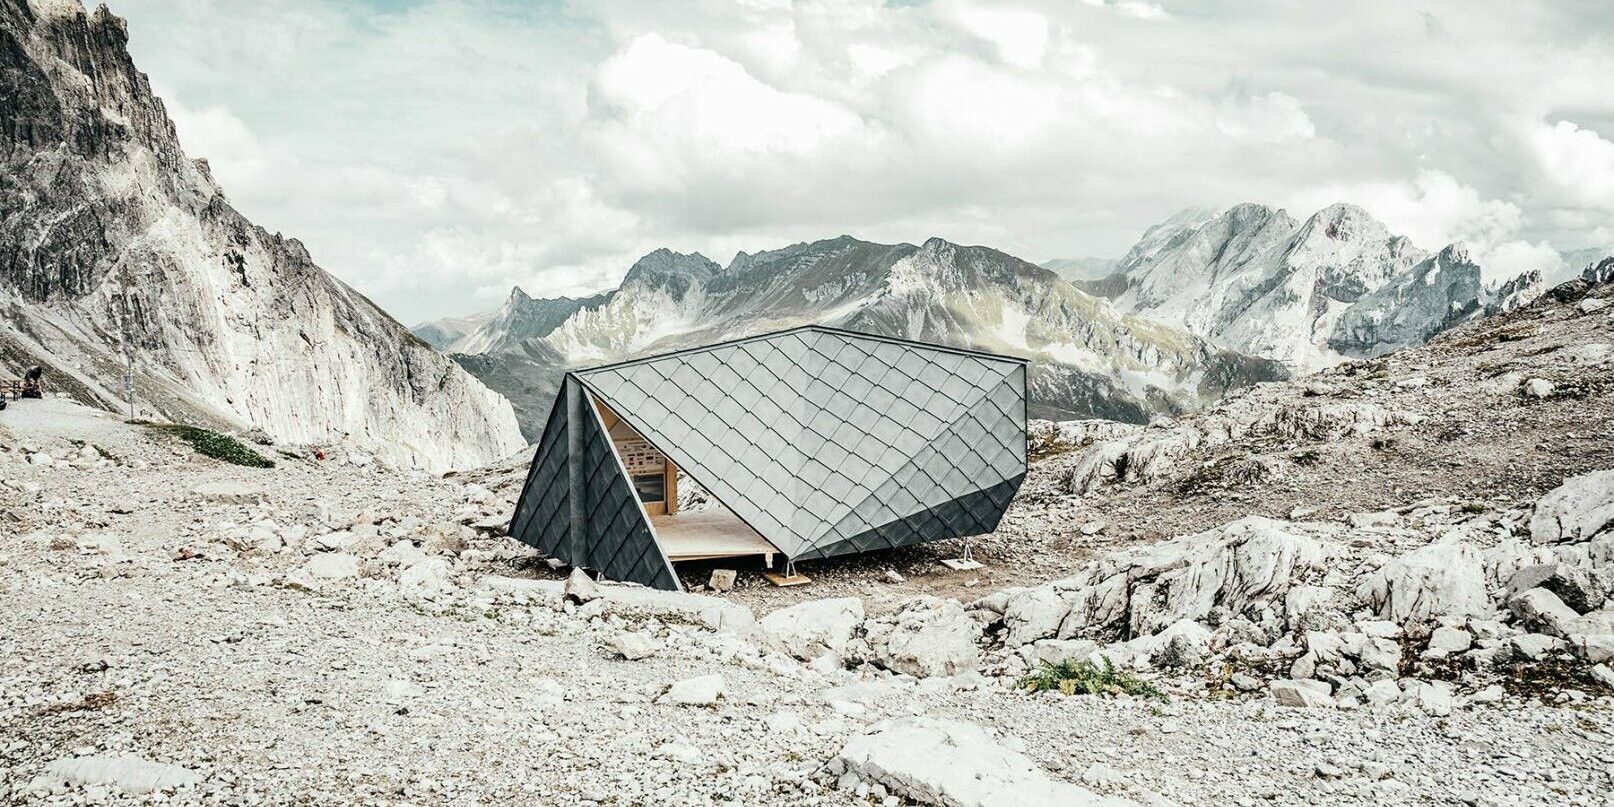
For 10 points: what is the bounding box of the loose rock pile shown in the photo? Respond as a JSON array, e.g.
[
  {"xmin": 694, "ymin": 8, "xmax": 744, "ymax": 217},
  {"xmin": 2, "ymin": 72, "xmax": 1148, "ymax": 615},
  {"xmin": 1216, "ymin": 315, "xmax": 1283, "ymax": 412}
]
[{"xmin": 968, "ymin": 469, "xmax": 1614, "ymax": 710}]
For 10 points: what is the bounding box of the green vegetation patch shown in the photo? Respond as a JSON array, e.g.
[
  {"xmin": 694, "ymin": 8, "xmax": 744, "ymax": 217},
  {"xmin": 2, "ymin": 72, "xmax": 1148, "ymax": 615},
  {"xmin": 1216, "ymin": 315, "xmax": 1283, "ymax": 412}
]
[
  {"xmin": 1018, "ymin": 657, "xmax": 1166, "ymax": 700},
  {"xmin": 139, "ymin": 422, "xmax": 275, "ymax": 468}
]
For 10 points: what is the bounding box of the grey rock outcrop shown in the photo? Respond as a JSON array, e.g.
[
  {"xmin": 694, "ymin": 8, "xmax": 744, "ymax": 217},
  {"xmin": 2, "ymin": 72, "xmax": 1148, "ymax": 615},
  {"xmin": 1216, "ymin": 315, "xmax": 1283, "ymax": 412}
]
[
  {"xmin": 0, "ymin": 0, "xmax": 523, "ymax": 471},
  {"xmin": 1100, "ymin": 203, "xmax": 1544, "ymax": 370}
]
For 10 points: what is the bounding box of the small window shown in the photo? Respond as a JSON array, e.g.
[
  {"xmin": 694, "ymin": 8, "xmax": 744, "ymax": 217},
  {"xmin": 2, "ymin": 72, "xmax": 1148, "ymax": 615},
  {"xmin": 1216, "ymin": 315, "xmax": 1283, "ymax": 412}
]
[{"xmin": 632, "ymin": 473, "xmax": 665, "ymax": 504}]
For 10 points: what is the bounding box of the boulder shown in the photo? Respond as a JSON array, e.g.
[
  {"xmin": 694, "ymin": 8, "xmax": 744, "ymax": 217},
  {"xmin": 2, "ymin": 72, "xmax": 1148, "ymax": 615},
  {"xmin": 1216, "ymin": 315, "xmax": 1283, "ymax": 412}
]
[
  {"xmin": 1270, "ymin": 679, "xmax": 1334, "ymax": 708},
  {"xmin": 759, "ymin": 597, "xmax": 864, "ymax": 661},
  {"xmin": 1025, "ymin": 639, "xmax": 1100, "ymax": 668},
  {"xmin": 1566, "ymin": 611, "xmax": 1614, "ymax": 661},
  {"xmin": 417, "ymin": 522, "xmax": 470, "ymax": 556},
  {"xmin": 858, "ymin": 597, "xmax": 981, "ymax": 678},
  {"xmin": 1425, "ymin": 626, "xmax": 1473, "ymax": 657},
  {"xmin": 1152, "ymin": 632, "xmax": 1207, "ymax": 669},
  {"xmin": 576, "ymin": 586, "xmax": 757, "ymax": 635},
  {"xmin": 660, "ymin": 674, "xmax": 725, "ymax": 706},
  {"xmin": 1410, "ymin": 681, "xmax": 1454, "ymax": 716},
  {"xmin": 564, "ymin": 567, "xmax": 600, "ymax": 604},
  {"xmin": 1508, "ymin": 563, "xmax": 1609, "ymax": 614},
  {"xmin": 829, "ymin": 717, "xmax": 1137, "ymax": 807},
  {"xmin": 1355, "ymin": 636, "xmax": 1402, "ymax": 675},
  {"xmin": 1529, "ymin": 469, "xmax": 1614, "ymax": 544},
  {"xmin": 1001, "ymin": 587, "xmax": 1073, "ymax": 645},
  {"xmin": 1510, "ymin": 633, "xmax": 1562, "ymax": 661},
  {"xmin": 1509, "ymin": 588, "xmax": 1581, "ymax": 637},
  {"xmin": 1357, "ymin": 541, "xmax": 1490, "ymax": 628},
  {"xmin": 1592, "ymin": 664, "xmax": 1614, "ymax": 689},
  {"xmin": 608, "ymin": 631, "xmax": 657, "ymax": 661},
  {"xmin": 378, "ymin": 539, "xmax": 428, "ymax": 568},
  {"xmin": 1009, "ymin": 517, "xmax": 1338, "ymax": 644},
  {"xmin": 708, "ymin": 569, "xmax": 737, "ymax": 593},
  {"xmin": 1362, "ymin": 679, "xmax": 1401, "ymax": 706}
]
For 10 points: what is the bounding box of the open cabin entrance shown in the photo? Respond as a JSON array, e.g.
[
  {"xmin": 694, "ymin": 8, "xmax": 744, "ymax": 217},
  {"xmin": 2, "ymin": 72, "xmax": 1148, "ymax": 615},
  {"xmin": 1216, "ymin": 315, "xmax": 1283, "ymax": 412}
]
[{"xmin": 589, "ymin": 394, "xmax": 779, "ymax": 568}]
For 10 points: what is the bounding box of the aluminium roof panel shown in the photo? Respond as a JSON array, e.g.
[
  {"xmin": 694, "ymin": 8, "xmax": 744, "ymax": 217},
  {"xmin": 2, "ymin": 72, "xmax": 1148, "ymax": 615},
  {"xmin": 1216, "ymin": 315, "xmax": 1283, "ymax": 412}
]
[{"xmin": 573, "ymin": 326, "xmax": 1026, "ymax": 560}]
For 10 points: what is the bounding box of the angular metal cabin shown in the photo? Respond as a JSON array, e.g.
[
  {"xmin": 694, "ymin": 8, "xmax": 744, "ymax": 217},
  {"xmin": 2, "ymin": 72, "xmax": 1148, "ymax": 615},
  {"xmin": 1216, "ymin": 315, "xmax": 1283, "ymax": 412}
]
[{"xmin": 509, "ymin": 325, "xmax": 1028, "ymax": 591}]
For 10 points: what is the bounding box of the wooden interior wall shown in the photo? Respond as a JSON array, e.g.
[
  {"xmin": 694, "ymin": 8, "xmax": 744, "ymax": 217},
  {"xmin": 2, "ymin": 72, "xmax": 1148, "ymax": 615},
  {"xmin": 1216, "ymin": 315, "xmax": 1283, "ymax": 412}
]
[{"xmin": 590, "ymin": 393, "xmax": 678, "ymax": 516}]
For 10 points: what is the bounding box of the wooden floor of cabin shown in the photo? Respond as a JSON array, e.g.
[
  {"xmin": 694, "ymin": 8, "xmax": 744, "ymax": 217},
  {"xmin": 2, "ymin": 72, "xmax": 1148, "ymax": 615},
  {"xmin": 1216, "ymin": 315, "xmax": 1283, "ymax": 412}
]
[{"xmin": 651, "ymin": 509, "xmax": 777, "ymax": 563}]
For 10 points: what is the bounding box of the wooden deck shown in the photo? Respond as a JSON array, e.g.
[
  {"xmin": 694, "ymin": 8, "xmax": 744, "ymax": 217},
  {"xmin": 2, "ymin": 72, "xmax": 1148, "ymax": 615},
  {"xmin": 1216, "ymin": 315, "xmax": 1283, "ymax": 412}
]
[{"xmin": 652, "ymin": 509, "xmax": 777, "ymax": 564}]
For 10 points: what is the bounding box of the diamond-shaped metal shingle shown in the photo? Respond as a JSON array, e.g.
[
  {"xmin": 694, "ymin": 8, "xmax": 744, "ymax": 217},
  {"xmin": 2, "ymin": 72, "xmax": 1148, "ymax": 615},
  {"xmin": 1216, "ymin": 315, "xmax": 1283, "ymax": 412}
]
[{"xmin": 563, "ymin": 326, "xmax": 1026, "ymax": 566}]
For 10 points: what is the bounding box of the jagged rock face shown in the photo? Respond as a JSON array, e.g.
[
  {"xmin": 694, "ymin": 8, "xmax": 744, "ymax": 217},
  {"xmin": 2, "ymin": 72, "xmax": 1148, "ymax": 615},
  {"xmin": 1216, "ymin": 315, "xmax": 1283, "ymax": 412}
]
[
  {"xmin": 421, "ymin": 235, "xmax": 1287, "ymax": 438},
  {"xmin": 1586, "ymin": 257, "xmax": 1614, "ymax": 285},
  {"xmin": 1100, "ymin": 203, "xmax": 1543, "ymax": 370},
  {"xmin": 1328, "ymin": 245, "xmax": 1486, "ymax": 355},
  {"xmin": 0, "ymin": 0, "xmax": 523, "ymax": 470}
]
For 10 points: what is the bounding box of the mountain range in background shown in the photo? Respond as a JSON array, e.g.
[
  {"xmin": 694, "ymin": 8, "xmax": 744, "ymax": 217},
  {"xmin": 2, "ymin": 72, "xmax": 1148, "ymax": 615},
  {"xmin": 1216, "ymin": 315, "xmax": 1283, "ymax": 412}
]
[
  {"xmin": 1047, "ymin": 209, "xmax": 1610, "ymax": 369},
  {"xmin": 422, "ymin": 204, "xmax": 1599, "ymax": 441},
  {"xmin": 1073, "ymin": 203, "xmax": 1549, "ymax": 369},
  {"xmin": 417, "ymin": 238, "xmax": 1287, "ymax": 441},
  {"xmin": 0, "ymin": 1, "xmax": 523, "ymax": 469}
]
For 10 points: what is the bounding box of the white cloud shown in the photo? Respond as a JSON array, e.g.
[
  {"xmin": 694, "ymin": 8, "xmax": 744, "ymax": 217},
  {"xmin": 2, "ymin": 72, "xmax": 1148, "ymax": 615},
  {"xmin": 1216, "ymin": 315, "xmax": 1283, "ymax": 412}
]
[
  {"xmin": 1292, "ymin": 170, "xmax": 1563, "ymax": 283},
  {"xmin": 155, "ymin": 86, "xmax": 271, "ymax": 192},
  {"xmin": 1215, "ymin": 92, "xmax": 1316, "ymax": 144},
  {"xmin": 109, "ymin": 0, "xmax": 1614, "ymax": 322},
  {"xmin": 1113, "ymin": 2, "xmax": 1170, "ymax": 21},
  {"xmin": 1530, "ymin": 120, "xmax": 1614, "ymax": 212},
  {"xmin": 943, "ymin": 4, "xmax": 1051, "ymax": 68}
]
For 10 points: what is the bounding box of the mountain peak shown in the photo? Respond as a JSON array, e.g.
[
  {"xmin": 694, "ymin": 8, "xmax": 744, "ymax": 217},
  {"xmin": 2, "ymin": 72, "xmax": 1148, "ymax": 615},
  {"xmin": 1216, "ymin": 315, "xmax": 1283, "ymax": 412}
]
[
  {"xmin": 1297, "ymin": 202, "xmax": 1388, "ymax": 244},
  {"xmin": 623, "ymin": 248, "xmax": 719, "ymax": 286},
  {"xmin": 1436, "ymin": 242, "xmax": 1474, "ymax": 265}
]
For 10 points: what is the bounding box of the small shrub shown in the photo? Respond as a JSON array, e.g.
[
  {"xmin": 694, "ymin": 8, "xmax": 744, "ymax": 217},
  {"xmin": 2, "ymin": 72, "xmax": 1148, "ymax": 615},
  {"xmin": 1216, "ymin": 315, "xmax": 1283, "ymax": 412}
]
[
  {"xmin": 1018, "ymin": 656, "xmax": 1165, "ymax": 700},
  {"xmin": 143, "ymin": 423, "xmax": 274, "ymax": 468}
]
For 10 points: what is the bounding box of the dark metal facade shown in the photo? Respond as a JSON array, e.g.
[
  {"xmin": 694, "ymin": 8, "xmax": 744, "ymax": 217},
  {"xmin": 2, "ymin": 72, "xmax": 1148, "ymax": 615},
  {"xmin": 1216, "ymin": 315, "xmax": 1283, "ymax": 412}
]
[
  {"xmin": 510, "ymin": 326, "xmax": 1028, "ymax": 590},
  {"xmin": 509, "ymin": 378, "xmax": 679, "ymax": 591}
]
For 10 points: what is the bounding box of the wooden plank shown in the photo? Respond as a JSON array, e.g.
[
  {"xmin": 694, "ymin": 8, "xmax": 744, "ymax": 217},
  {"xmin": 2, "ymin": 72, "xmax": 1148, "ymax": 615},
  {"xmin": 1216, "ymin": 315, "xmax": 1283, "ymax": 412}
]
[
  {"xmin": 665, "ymin": 459, "xmax": 679, "ymax": 516},
  {"xmin": 651, "ymin": 509, "xmax": 777, "ymax": 562},
  {"xmin": 762, "ymin": 571, "xmax": 812, "ymax": 587}
]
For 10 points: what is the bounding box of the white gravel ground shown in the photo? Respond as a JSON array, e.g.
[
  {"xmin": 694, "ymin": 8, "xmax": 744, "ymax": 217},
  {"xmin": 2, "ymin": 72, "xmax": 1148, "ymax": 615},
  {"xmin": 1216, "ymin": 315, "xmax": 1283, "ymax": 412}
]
[{"xmin": 3, "ymin": 399, "xmax": 1612, "ymax": 806}]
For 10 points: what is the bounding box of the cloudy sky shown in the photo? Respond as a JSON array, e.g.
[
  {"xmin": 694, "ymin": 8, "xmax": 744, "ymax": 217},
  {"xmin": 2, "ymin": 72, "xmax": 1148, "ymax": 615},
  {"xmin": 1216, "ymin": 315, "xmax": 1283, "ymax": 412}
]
[{"xmin": 113, "ymin": 0, "xmax": 1614, "ymax": 324}]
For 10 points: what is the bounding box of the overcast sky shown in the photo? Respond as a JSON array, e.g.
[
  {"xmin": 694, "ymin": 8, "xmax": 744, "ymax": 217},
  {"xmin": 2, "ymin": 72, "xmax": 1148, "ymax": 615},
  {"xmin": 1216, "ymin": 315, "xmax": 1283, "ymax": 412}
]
[{"xmin": 113, "ymin": 0, "xmax": 1614, "ymax": 324}]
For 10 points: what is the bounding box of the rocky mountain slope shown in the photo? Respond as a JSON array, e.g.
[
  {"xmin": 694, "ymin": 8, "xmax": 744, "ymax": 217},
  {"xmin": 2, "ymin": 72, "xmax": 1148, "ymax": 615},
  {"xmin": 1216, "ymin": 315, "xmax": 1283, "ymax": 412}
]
[
  {"xmin": 0, "ymin": 0, "xmax": 523, "ymax": 471},
  {"xmin": 1083, "ymin": 203, "xmax": 1548, "ymax": 370},
  {"xmin": 422, "ymin": 237, "xmax": 1285, "ymax": 440}
]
